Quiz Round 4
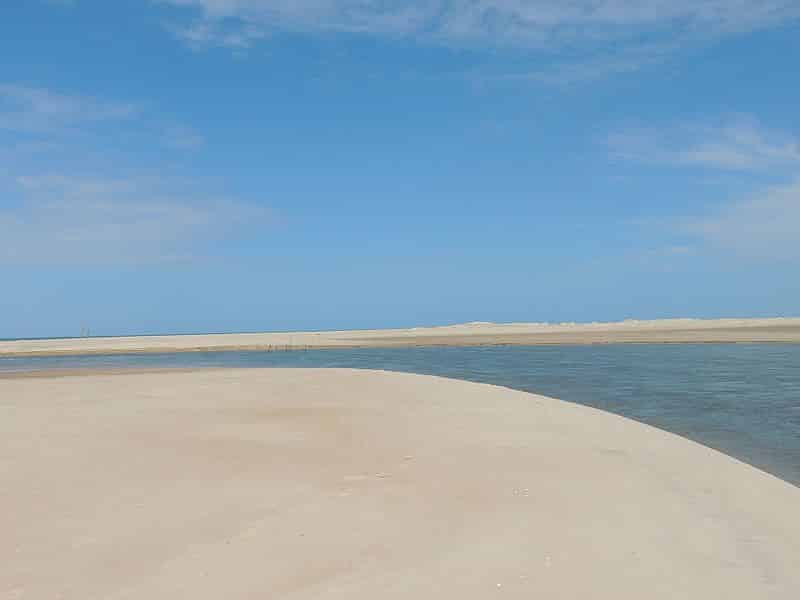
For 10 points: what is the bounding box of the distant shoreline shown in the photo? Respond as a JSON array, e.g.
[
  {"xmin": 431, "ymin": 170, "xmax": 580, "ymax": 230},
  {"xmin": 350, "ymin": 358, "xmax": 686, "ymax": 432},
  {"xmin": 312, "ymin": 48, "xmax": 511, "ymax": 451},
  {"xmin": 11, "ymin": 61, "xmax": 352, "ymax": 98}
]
[{"xmin": 2, "ymin": 317, "xmax": 800, "ymax": 358}]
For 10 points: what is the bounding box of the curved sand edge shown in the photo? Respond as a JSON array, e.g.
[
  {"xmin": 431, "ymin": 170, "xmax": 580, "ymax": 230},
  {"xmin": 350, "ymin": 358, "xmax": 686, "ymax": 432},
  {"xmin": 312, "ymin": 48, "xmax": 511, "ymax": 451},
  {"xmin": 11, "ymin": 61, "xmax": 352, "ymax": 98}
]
[
  {"xmin": 2, "ymin": 368, "xmax": 798, "ymax": 599},
  {"xmin": 3, "ymin": 317, "xmax": 800, "ymax": 357}
]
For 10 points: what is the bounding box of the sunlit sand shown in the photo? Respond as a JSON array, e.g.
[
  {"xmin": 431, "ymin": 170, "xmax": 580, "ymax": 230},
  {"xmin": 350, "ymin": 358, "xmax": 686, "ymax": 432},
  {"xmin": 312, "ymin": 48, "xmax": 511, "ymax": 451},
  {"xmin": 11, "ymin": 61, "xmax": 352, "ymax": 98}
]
[
  {"xmin": 2, "ymin": 369, "xmax": 798, "ymax": 598},
  {"xmin": 2, "ymin": 317, "xmax": 800, "ymax": 357}
]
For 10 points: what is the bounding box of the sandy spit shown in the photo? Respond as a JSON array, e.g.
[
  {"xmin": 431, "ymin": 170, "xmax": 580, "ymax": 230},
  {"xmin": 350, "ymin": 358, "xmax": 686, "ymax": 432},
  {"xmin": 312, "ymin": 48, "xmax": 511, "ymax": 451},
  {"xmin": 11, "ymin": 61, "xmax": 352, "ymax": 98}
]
[
  {"xmin": 2, "ymin": 317, "xmax": 800, "ymax": 357},
  {"xmin": 1, "ymin": 368, "xmax": 798, "ymax": 599}
]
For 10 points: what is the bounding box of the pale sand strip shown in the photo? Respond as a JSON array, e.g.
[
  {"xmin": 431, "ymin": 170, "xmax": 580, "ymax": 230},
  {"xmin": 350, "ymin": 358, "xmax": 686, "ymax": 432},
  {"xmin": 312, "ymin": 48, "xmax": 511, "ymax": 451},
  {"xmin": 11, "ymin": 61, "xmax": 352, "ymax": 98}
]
[
  {"xmin": 2, "ymin": 317, "xmax": 800, "ymax": 357},
  {"xmin": 1, "ymin": 369, "xmax": 798, "ymax": 599}
]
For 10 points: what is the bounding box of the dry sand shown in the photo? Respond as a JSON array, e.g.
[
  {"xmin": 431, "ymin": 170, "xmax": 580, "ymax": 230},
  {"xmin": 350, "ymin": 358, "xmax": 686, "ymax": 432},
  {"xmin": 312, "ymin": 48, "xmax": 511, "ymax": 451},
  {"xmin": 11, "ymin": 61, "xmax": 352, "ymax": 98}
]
[
  {"xmin": 2, "ymin": 317, "xmax": 800, "ymax": 357},
  {"xmin": 2, "ymin": 368, "xmax": 798, "ymax": 599}
]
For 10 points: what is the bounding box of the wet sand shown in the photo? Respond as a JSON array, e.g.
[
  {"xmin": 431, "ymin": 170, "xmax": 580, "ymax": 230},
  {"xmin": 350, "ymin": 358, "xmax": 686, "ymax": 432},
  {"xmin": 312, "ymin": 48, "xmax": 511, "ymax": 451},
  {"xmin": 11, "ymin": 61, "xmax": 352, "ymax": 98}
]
[
  {"xmin": 2, "ymin": 368, "xmax": 798, "ymax": 599},
  {"xmin": 2, "ymin": 317, "xmax": 800, "ymax": 357}
]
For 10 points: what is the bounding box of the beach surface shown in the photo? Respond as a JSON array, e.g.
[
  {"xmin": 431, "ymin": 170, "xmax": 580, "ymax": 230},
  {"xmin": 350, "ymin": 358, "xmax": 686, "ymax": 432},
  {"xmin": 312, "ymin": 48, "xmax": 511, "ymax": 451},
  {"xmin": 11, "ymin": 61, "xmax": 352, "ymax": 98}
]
[
  {"xmin": 2, "ymin": 368, "xmax": 798, "ymax": 599},
  {"xmin": 3, "ymin": 317, "xmax": 800, "ymax": 357}
]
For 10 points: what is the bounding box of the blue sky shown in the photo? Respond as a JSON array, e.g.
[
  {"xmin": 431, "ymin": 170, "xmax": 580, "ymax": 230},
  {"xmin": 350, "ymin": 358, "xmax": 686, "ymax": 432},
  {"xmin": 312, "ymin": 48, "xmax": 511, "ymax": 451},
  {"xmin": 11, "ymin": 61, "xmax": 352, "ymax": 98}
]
[{"xmin": 2, "ymin": 1, "xmax": 799, "ymax": 338}]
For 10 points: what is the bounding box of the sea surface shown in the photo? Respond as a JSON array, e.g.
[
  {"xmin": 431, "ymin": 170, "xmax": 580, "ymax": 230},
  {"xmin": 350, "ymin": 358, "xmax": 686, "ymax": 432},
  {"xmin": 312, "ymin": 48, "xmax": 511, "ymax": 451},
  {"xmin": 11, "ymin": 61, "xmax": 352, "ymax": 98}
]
[{"xmin": 2, "ymin": 344, "xmax": 798, "ymax": 486}]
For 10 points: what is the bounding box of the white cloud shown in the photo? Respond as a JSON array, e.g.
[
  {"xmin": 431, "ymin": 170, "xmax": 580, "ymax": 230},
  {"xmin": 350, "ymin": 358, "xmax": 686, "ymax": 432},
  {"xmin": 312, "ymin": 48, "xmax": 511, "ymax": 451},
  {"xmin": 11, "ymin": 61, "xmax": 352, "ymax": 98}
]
[
  {"xmin": 496, "ymin": 37, "xmax": 679, "ymax": 85},
  {"xmin": 610, "ymin": 118, "xmax": 800, "ymax": 262},
  {"xmin": 0, "ymin": 83, "xmax": 210, "ymax": 158},
  {"xmin": 0, "ymin": 84, "xmax": 261, "ymax": 265},
  {"xmin": 680, "ymin": 180, "xmax": 800, "ymax": 260},
  {"xmin": 160, "ymin": 0, "xmax": 800, "ymax": 48},
  {"xmin": 163, "ymin": 125, "xmax": 206, "ymax": 149},
  {"xmin": 169, "ymin": 18, "xmax": 269, "ymax": 49},
  {"xmin": 608, "ymin": 117, "xmax": 800, "ymax": 171},
  {"xmin": 0, "ymin": 84, "xmax": 137, "ymax": 134},
  {"xmin": 679, "ymin": 123, "xmax": 800, "ymax": 170},
  {"xmin": 1, "ymin": 174, "xmax": 269, "ymax": 265},
  {"xmin": 158, "ymin": 1, "xmax": 800, "ymax": 82}
]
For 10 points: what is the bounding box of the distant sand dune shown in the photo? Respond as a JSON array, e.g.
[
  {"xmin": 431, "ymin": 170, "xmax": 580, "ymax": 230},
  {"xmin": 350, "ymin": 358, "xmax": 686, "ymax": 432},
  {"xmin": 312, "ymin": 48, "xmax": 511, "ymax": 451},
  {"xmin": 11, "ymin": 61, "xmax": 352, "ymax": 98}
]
[
  {"xmin": 2, "ymin": 369, "xmax": 798, "ymax": 598},
  {"xmin": 2, "ymin": 317, "xmax": 800, "ymax": 357}
]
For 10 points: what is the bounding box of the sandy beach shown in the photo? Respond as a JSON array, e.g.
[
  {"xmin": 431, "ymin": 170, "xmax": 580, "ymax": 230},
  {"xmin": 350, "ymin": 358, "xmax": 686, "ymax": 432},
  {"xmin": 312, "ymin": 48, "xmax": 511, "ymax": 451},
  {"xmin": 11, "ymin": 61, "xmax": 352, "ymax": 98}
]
[
  {"xmin": 2, "ymin": 368, "xmax": 798, "ymax": 599},
  {"xmin": 2, "ymin": 317, "xmax": 800, "ymax": 357}
]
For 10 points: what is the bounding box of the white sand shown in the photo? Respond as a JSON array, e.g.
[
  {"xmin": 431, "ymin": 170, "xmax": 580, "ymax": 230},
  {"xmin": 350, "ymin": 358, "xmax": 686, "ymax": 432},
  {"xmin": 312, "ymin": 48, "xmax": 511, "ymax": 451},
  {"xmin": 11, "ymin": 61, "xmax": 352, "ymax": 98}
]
[
  {"xmin": 1, "ymin": 368, "xmax": 798, "ymax": 599},
  {"xmin": 2, "ymin": 317, "xmax": 800, "ymax": 357}
]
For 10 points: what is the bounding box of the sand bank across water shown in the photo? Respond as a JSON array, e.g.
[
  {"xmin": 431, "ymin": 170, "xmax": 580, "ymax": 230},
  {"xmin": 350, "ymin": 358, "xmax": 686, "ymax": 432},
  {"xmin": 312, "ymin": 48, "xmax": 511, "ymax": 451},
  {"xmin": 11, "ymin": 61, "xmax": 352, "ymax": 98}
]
[
  {"xmin": 2, "ymin": 317, "xmax": 800, "ymax": 357},
  {"xmin": 2, "ymin": 368, "xmax": 798, "ymax": 599}
]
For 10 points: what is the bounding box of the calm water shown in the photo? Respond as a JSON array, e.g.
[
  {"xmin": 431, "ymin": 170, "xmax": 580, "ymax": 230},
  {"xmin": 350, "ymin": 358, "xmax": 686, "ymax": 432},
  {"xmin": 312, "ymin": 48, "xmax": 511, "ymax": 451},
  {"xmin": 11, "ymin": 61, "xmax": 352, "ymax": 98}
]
[{"xmin": 2, "ymin": 344, "xmax": 798, "ymax": 486}]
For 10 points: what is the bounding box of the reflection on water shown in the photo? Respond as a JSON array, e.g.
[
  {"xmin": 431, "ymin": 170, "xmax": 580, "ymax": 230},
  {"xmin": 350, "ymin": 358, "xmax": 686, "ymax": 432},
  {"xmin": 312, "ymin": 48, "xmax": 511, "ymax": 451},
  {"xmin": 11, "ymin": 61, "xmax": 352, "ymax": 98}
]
[{"xmin": 2, "ymin": 344, "xmax": 798, "ymax": 486}]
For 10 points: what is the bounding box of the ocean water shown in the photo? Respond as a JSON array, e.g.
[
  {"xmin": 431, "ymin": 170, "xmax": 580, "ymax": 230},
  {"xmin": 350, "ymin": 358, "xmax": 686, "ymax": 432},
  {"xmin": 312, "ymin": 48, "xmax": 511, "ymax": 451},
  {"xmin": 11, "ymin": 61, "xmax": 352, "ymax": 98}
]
[{"xmin": 2, "ymin": 344, "xmax": 798, "ymax": 486}]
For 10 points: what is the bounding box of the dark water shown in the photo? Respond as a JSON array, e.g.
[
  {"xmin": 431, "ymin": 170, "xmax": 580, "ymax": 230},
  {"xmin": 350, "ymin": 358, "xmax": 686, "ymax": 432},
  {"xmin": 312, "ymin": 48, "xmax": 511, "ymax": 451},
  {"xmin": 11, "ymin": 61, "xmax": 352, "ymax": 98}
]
[{"xmin": 2, "ymin": 344, "xmax": 798, "ymax": 486}]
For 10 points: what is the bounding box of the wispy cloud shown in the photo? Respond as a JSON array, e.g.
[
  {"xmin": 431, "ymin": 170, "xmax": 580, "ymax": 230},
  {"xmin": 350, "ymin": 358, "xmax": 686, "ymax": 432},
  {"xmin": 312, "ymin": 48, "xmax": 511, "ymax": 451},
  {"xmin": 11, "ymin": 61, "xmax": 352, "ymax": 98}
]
[
  {"xmin": 0, "ymin": 84, "xmax": 137, "ymax": 134},
  {"xmin": 163, "ymin": 125, "xmax": 206, "ymax": 149},
  {"xmin": 0, "ymin": 84, "xmax": 265, "ymax": 265},
  {"xmin": 169, "ymin": 18, "xmax": 269, "ymax": 50},
  {"xmin": 1, "ymin": 174, "xmax": 269, "ymax": 265},
  {"xmin": 608, "ymin": 117, "xmax": 800, "ymax": 171},
  {"xmin": 0, "ymin": 82, "xmax": 210, "ymax": 157},
  {"xmin": 156, "ymin": 1, "xmax": 800, "ymax": 84},
  {"xmin": 679, "ymin": 180, "xmax": 800, "ymax": 261},
  {"xmin": 493, "ymin": 37, "xmax": 681, "ymax": 85},
  {"xmin": 609, "ymin": 118, "xmax": 800, "ymax": 261},
  {"xmin": 160, "ymin": 1, "xmax": 800, "ymax": 48}
]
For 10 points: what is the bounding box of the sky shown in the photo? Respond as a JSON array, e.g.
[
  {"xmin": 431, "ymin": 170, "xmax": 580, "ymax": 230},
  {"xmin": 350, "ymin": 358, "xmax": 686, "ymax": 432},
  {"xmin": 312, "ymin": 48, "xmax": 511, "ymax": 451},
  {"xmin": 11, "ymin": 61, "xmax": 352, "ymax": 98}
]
[{"xmin": 1, "ymin": 1, "xmax": 799, "ymax": 338}]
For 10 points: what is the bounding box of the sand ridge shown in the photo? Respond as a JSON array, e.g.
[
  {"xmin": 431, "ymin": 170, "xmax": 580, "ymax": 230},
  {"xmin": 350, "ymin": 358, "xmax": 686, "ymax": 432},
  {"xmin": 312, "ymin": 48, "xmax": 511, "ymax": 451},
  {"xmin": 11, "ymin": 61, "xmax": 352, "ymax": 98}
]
[
  {"xmin": 2, "ymin": 317, "xmax": 800, "ymax": 357},
  {"xmin": 2, "ymin": 368, "xmax": 798, "ymax": 599}
]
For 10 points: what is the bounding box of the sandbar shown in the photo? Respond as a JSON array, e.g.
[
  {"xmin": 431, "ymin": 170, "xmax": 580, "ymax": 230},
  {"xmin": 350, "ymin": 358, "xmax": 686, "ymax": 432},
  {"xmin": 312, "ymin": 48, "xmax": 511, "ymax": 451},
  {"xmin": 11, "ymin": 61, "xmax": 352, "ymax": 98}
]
[
  {"xmin": 2, "ymin": 317, "xmax": 800, "ymax": 357},
  {"xmin": 2, "ymin": 368, "xmax": 798, "ymax": 598}
]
